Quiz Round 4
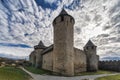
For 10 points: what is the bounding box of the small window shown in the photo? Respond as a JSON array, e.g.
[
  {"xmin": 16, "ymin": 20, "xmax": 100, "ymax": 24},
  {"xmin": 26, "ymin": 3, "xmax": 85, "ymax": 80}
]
[
  {"xmin": 54, "ymin": 21, "xmax": 56, "ymax": 24},
  {"xmin": 86, "ymin": 47, "xmax": 89, "ymax": 50},
  {"xmin": 61, "ymin": 16, "xmax": 64, "ymax": 21},
  {"xmin": 92, "ymin": 46, "xmax": 94, "ymax": 49},
  {"xmin": 70, "ymin": 18, "xmax": 73, "ymax": 22}
]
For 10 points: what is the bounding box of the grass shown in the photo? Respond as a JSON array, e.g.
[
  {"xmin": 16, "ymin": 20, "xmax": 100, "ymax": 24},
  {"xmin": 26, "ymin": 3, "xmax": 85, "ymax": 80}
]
[
  {"xmin": 77, "ymin": 70, "xmax": 115, "ymax": 76},
  {"xmin": 25, "ymin": 66, "xmax": 115, "ymax": 77},
  {"xmin": 95, "ymin": 74, "xmax": 120, "ymax": 80},
  {"xmin": 24, "ymin": 66, "xmax": 52, "ymax": 75},
  {"xmin": 25, "ymin": 66, "xmax": 116, "ymax": 76},
  {"xmin": 0, "ymin": 67, "xmax": 30, "ymax": 80}
]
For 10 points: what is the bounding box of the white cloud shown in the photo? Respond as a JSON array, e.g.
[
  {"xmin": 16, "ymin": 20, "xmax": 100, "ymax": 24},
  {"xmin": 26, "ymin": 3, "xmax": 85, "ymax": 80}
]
[
  {"xmin": 44, "ymin": 0, "xmax": 57, "ymax": 4},
  {"xmin": 0, "ymin": 0, "xmax": 120, "ymax": 59},
  {"xmin": 0, "ymin": 46, "xmax": 33, "ymax": 57}
]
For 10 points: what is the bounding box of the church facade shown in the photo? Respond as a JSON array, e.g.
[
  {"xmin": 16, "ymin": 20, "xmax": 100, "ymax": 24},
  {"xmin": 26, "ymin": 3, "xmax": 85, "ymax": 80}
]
[{"xmin": 29, "ymin": 9, "xmax": 99, "ymax": 76}]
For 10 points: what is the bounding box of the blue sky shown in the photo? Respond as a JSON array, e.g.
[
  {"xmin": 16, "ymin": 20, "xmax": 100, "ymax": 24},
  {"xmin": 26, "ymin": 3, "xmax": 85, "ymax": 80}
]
[
  {"xmin": 0, "ymin": 43, "xmax": 31, "ymax": 48},
  {"xmin": 35, "ymin": 0, "xmax": 81, "ymax": 10},
  {"xmin": 35, "ymin": 0, "xmax": 60, "ymax": 10}
]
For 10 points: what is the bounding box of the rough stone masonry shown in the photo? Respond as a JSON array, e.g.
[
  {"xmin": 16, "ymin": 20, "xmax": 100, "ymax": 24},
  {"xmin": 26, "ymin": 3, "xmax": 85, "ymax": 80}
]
[{"xmin": 29, "ymin": 9, "xmax": 99, "ymax": 76}]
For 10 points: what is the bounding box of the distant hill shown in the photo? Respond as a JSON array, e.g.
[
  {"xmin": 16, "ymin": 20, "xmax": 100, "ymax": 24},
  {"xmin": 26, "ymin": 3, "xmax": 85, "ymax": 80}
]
[
  {"xmin": 101, "ymin": 57, "xmax": 120, "ymax": 61},
  {"xmin": 0, "ymin": 53, "xmax": 28, "ymax": 60}
]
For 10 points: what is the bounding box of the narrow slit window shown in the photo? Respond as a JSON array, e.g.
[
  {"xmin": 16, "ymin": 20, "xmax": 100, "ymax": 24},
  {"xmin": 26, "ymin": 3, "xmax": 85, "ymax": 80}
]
[
  {"xmin": 86, "ymin": 47, "xmax": 89, "ymax": 50},
  {"xmin": 61, "ymin": 16, "xmax": 64, "ymax": 21},
  {"xmin": 54, "ymin": 21, "xmax": 56, "ymax": 24},
  {"xmin": 70, "ymin": 18, "xmax": 73, "ymax": 22}
]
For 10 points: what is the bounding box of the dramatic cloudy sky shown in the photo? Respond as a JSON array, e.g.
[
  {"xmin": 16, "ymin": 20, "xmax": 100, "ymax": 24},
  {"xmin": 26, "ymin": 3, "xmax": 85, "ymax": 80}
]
[{"xmin": 0, "ymin": 0, "xmax": 120, "ymax": 60}]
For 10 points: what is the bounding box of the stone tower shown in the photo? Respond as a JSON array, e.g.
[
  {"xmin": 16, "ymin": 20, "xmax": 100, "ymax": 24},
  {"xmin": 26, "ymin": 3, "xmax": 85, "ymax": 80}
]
[
  {"xmin": 52, "ymin": 9, "xmax": 75, "ymax": 76},
  {"xmin": 29, "ymin": 51, "xmax": 36, "ymax": 66},
  {"xmin": 84, "ymin": 40, "xmax": 98, "ymax": 71},
  {"xmin": 34, "ymin": 41, "xmax": 46, "ymax": 68}
]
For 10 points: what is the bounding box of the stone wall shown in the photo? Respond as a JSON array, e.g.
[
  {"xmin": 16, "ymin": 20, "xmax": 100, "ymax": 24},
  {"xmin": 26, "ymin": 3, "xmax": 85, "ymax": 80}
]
[
  {"xmin": 74, "ymin": 48, "xmax": 87, "ymax": 73},
  {"xmin": 35, "ymin": 49, "xmax": 43, "ymax": 68},
  {"xmin": 99, "ymin": 60, "xmax": 120, "ymax": 72},
  {"xmin": 29, "ymin": 49, "xmax": 43, "ymax": 68},
  {"xmin": 42, "ymin": 51, "xmax": 53, "ymax": 71},
  {"xmin": 84, "ymin": 46, "xmax": 99, "ymax": 71},
  {"xmin": 53, "ymin": 14, "xmax": 74, "ymax": 76},
  {"xmin": 42, "ymin": 48, "xmax": 87, "ymax": 74},
  {"xmin": 29, "ymin": 51, "xmax": 36, "ymax": 66}
]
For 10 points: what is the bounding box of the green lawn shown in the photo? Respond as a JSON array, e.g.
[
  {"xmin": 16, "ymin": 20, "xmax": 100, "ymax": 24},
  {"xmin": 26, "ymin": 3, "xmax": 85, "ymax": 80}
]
[
  {"xmin": 0, "ymin": 67, "xmax": 30, "ymax": 80},
  {"xmin": 77, "ymin": 70, "xmax": 114, "ymax": 76},
  {"xmin": 25, "ymin": 66, "xmax": 52, "ymax": 75},
  {"xmin": 95, "ymin": 74, "xmax": 120, "ymax": 80},
  {"xmin": 25, "ymin": 66, "xmax": 115, "ymax": 76}
]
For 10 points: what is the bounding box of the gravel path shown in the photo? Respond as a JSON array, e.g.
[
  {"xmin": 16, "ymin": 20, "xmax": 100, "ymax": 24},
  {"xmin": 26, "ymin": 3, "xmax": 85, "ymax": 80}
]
[{"xmin": 20, "ymin": 67, "xmax": 119, "ymax": 80}]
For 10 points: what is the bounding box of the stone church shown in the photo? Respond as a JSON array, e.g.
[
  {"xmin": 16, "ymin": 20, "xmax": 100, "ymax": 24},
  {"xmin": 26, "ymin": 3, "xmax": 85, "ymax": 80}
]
[{"xmin": 29, "ymin": 9, "xmax": 99, "ymax": 76}]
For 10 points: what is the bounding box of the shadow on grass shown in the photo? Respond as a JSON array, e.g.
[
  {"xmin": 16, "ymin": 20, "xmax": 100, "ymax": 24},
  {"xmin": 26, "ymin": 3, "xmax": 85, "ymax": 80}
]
[
  {"xmin": 24, "ymin": 66, "xmax": 52, "ymax": 75},
  {"xmin": 24, "ymin": 66, "xmax": 116, "ymax": 77}
]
